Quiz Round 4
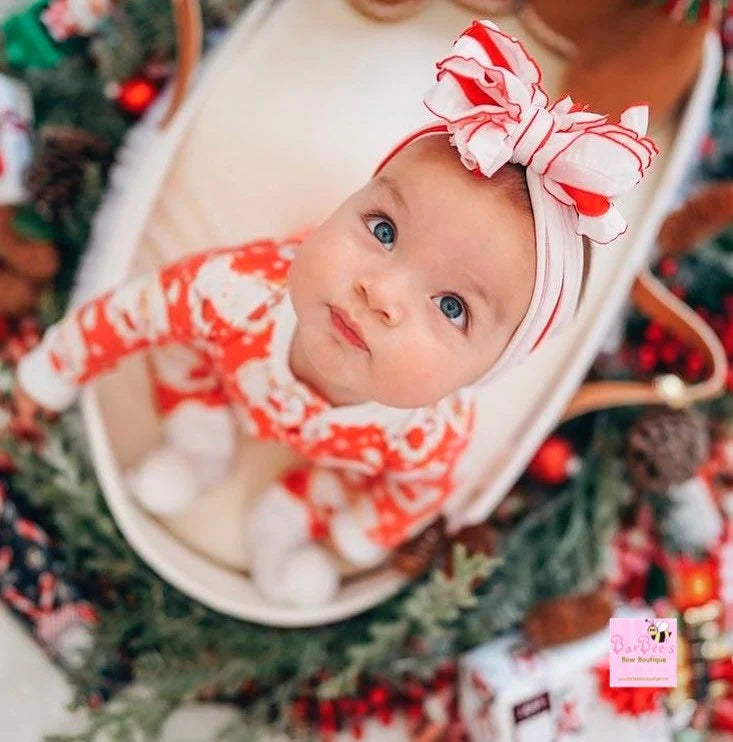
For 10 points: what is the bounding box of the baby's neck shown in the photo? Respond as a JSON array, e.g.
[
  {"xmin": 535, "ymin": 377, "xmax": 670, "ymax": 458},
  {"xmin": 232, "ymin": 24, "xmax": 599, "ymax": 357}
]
[{"xmin": 288, "ymin": 325, "xmax": 370, "ymax": 408}]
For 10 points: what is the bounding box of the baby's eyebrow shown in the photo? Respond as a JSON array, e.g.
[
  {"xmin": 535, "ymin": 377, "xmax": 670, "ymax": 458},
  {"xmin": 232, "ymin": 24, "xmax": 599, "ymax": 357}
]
[{"xmin": 374, "ymin": 174, "xmax": 409, "ymax": 214}]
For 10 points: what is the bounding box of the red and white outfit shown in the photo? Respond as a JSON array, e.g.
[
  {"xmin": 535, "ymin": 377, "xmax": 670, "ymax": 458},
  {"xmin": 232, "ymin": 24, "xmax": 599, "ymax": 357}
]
[{"xmin": 17, "ymin": 236, "xmax": 476, "ymax": 603}]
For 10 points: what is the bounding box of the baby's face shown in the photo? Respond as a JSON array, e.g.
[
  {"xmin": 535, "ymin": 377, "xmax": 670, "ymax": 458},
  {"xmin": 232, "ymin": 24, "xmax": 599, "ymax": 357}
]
[{"xmin": 288, "ymin": 134, "xmax": 536, "ymax": 408}]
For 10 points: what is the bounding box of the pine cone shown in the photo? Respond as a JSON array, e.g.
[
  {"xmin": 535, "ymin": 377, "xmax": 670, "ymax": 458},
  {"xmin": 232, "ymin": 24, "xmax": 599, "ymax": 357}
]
[
  {"xmin": 391, "ymin": 517, "xmax": 447, "ymax": 577},
  {"xmin": 0, "ymin": 207, "xmax": 59, "ymax": 283},
  {"xmin": 25, "ymin": 125, "xmax": 112, "ymax": 221},
  {"xmin": 452, "ymin": 522, "xmax": 499, "ymax": 557},
  {"xmin": 524, "ymin": 587, "xmax": 615, "ymax": 648},
  {"xmin": 658, "ymin": 181, "xmax": 733, "ymax": 256},
  {"xmin": 0, "ymin": 271, "xmax": 38, "ymax": 316},
  {"xmin": 627, "ymin": 406, "xmax": 710, "ymax": 492}
]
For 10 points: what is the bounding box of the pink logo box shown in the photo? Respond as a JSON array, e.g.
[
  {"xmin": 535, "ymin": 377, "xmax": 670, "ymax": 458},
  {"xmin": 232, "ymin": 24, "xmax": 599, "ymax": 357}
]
[{"xmin": 609, "ymin": 617, "xmax": 677, "ymax": 688}]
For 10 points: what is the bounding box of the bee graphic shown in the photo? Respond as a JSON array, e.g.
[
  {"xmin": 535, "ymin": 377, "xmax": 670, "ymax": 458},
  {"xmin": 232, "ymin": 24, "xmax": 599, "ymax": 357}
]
[{"xmin": 645, "ymin": 619, "xmax": 671, "ymax": 643}]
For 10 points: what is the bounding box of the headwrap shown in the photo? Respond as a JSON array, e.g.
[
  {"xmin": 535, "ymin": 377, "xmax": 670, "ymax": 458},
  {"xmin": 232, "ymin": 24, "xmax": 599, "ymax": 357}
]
[{"xmin": 373, "ymin": 20, "xmax": 658, "ymax": 385}]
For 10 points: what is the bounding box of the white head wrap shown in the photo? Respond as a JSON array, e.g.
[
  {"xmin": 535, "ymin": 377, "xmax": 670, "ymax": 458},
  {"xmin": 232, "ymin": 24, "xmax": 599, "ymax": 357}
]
[{"xmin": 373, "ymin": 20, "xmax": 658, "ymax": 385}]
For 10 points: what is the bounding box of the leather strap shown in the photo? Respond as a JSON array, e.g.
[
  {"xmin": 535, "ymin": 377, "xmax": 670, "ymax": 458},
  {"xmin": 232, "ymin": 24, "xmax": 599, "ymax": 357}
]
[
  {"xmin": 160, "ymin": 0, "xmax": 203, "ymax": 129},
  {"xmin": 562, "ymin": 268, "xmax": 728, "ymax": 421}
]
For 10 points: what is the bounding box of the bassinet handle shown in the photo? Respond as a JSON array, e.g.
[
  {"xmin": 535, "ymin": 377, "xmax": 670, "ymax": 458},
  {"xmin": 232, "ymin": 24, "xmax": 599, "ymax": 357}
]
[
  {"xmin": 160, "ymin": 0, "xmax": 203, "ymax": 129},
  {"xmin": 561, "ymin": 268, "xmax": 728, "ymax": 421}
]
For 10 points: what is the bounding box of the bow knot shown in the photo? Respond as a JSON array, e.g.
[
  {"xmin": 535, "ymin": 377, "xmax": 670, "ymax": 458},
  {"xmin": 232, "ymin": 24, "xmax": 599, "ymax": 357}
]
[{"xmin": 423, "ymin": 20, "xmax": 658, "ymax": 244}]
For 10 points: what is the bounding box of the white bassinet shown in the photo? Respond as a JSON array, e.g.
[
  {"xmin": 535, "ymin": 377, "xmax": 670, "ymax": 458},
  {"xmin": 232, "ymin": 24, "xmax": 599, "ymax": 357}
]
[{"xmin": 71, "ymin": 0, "xmax": 727, "ymax": 626}]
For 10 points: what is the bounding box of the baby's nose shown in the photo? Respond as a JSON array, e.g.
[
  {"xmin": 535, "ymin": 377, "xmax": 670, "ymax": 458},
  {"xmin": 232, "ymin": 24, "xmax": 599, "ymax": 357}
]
[{"xmin": 356, "ymin": 275, "xmax": 405, "ymax": 326}]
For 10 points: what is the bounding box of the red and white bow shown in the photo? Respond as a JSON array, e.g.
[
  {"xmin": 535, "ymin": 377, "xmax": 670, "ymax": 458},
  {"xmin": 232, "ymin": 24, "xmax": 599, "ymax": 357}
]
[
  {"xmin": 374, "ymin": 20, "xmax": 658, "ymax": 384},
  {"xmin": 424, "ymin": 19, "xmax": 658, "ymax": 245}
]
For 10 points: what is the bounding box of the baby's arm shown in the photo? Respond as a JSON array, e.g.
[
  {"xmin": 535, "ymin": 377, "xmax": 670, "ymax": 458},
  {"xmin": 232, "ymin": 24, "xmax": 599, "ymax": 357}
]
[
  {"xmin": 16, "ymin": 244, "xmax": 271, "ymax": 412},
  {"xmin": 248, "ymin": 399, "xmax": 475, "ymax": 606}
]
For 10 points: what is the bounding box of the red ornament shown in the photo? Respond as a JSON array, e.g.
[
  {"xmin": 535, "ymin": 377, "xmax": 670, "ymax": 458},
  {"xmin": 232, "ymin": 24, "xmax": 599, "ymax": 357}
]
[
  {"xmin": 528, "ymin": 436, "xmax": 580, "ymax": 485},
  {"xmin": 116, "ymin": 77, "xmax": 158, "ymax": 115},
  {"xmin": 666, "ymin": 553, "xmax": 719, "ymax": 612}
]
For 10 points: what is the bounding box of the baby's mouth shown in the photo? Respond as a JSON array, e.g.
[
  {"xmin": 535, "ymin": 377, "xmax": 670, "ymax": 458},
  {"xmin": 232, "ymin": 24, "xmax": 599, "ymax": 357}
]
[{"xmin": 329, "ymin": 306, "xmax": 369, "ymax": 352}]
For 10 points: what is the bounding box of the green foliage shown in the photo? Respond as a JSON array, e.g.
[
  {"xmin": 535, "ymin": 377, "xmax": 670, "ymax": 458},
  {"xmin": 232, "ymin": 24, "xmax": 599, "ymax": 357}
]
[{"xmin": 0, "ymin": 395, "xmax": 623, "ymax": 741}]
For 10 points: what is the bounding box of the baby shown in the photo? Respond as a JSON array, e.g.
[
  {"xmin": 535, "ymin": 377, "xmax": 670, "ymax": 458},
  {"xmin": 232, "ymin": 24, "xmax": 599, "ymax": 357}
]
[{"xmin": 13, "ymin": 20, "xmax": 657, "ymax": 607}]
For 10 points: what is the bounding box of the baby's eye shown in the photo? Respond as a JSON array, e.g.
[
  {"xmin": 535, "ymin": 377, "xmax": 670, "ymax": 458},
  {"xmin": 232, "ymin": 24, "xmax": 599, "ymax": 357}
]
[
  {"xmin": 433, "ymin": 294, "xmax": 468, "ymax": 332},
  {"xmin": 365, "ymin": 215, "xmax": 396, "ymax": 250}
]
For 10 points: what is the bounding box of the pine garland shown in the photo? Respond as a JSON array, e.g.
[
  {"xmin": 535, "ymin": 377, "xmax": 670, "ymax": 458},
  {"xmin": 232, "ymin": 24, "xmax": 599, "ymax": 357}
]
[
  {"xmin": 0, "ymin": 0, "xmax": 255, "ymax": 295},
  {"xmin": 0, "ymin": 394, "xmax": 626, "ymax": 741}
]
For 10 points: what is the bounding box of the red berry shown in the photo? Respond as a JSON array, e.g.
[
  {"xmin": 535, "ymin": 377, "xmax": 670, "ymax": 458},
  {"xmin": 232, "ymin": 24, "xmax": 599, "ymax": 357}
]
[
  {"xmin": 711, "ymin": 316, "xmax": 728, "ymax": 337},
  {"xmin": 376, "ymin": 707, "xmax": 394, "ymax": 726},
  {"xmin": 318, "ymin": 700, "xmax": 336, "ymax": 720},
  {"xmin": 684, "ymin": 349, "xmax": 706, "ymax": 380},
  {"xmin": 670, "ymin": 285, "xmax": 687, "ymax": 300},
  {"xmin": 727, "ymin": 368, "xmax": 733, "ymax": 393},
  {"xmin": 437, "ymin": 663, "xmax": 457, "ymax": 681},
  {"xmin": 405, "ymin": 682, "xmax": 425, "ymax": 703},
  {"xmin": 724, "ymin": 334, "xmax": 733, "ymax": 358},
  {"xmin": 637, "ymin": 344, "xmax": 658, "ymax": 373},
  {"xmin": 644, "ymin": 322, "xmax": 665, "ymax": 344},
  {"xmin": 319, "ymin": 718, "xmax": 338, "ymax": 737},
  {"xmin": 337, "ymin": 698, "xmax": 353, "ymax": 717},
  {"xmin": 659, "ymin": 257, "xmax": 678, "ymax": 278},
  {"xmin": 292, "ymin": 698, "xmax": 310, "ymax": 721},
  {"xmin": 659, "ymin": 341, "xmax": 682, "ymax": 366},
  {"xmin": 354, "ymin": 700, "xmax": 369, "ymax": 718},
  {"xmin": 351, "ymin": 723, "xmax": 364, "ymax": 739},
  {"xmin": 368, "ymin": 686, "xmax": 389, "ymax": 708},
  {"xmin": 406, "ymin": 703, "xmax": 424, "ymax": 721}
]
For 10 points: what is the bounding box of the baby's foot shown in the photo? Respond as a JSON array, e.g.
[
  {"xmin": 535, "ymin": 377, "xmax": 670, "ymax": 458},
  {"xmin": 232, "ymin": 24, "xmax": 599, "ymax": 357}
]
[
  {"xmin": 250, "ymin": 541, "xmax": 341, "ymax": 607},
  {"xmin": 125, "ymin": 444, "xmax": 201, "ymax": 516},
  {"xmin": 279, "ymin": 542, "xmax": 341, "ymax": 607},
  {"xmin": 246, "ymin": 483, "xmax": 341, "ymax": 606}
]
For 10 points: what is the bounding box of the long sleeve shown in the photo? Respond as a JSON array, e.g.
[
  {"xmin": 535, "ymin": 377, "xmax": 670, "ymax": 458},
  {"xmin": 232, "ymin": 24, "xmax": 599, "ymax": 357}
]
[
  {"xmin": 276, "ymin": 394, "xmax": 477, "ymax": 568},
  {"xmin": 17, "ymin": 242, "xmax": 279, "ymax": 412}
]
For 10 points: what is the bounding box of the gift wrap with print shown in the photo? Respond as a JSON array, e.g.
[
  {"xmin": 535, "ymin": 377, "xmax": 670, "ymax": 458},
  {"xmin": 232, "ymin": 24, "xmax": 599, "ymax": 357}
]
[{"xmin": 29, "ymin": 0, "xmax": 724, "ymax": 626}]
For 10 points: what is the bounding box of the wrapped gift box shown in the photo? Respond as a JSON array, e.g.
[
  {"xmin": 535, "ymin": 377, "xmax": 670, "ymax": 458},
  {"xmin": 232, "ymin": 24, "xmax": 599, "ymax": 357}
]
[{"xmin": 459, "ymin": 608, "xmax": 672, "ymax": 741}]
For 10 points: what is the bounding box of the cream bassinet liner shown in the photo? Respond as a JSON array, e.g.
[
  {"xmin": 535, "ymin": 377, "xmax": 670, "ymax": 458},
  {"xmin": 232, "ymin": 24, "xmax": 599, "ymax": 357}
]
[{"xmin": 70, "ymin": 0, "xmax": 723, "ymax": 626}]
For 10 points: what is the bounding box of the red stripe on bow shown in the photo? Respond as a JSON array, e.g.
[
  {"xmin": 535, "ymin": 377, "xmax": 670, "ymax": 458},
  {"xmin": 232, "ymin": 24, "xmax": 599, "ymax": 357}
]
[
  {"xmin": 444, "ymin": 70, "xmax": 499, "ymax": 107},
  {"xmin": 559, "ymin": 183, "xmax": 611, "ymax": 217},
  {"xmin": 464, "ymin": 21, "xmax": 511, "ymax": 70}
]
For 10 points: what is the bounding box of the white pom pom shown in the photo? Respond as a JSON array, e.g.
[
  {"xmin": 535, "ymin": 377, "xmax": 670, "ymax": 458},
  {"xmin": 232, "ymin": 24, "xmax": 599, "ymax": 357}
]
[
  {"xmin": 125, "ymin": 445, "xmax": 201, "ymax": 515},
  {"xmin": 279, "ymin": 543, "xmax": 341, "ymax": 607}
]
